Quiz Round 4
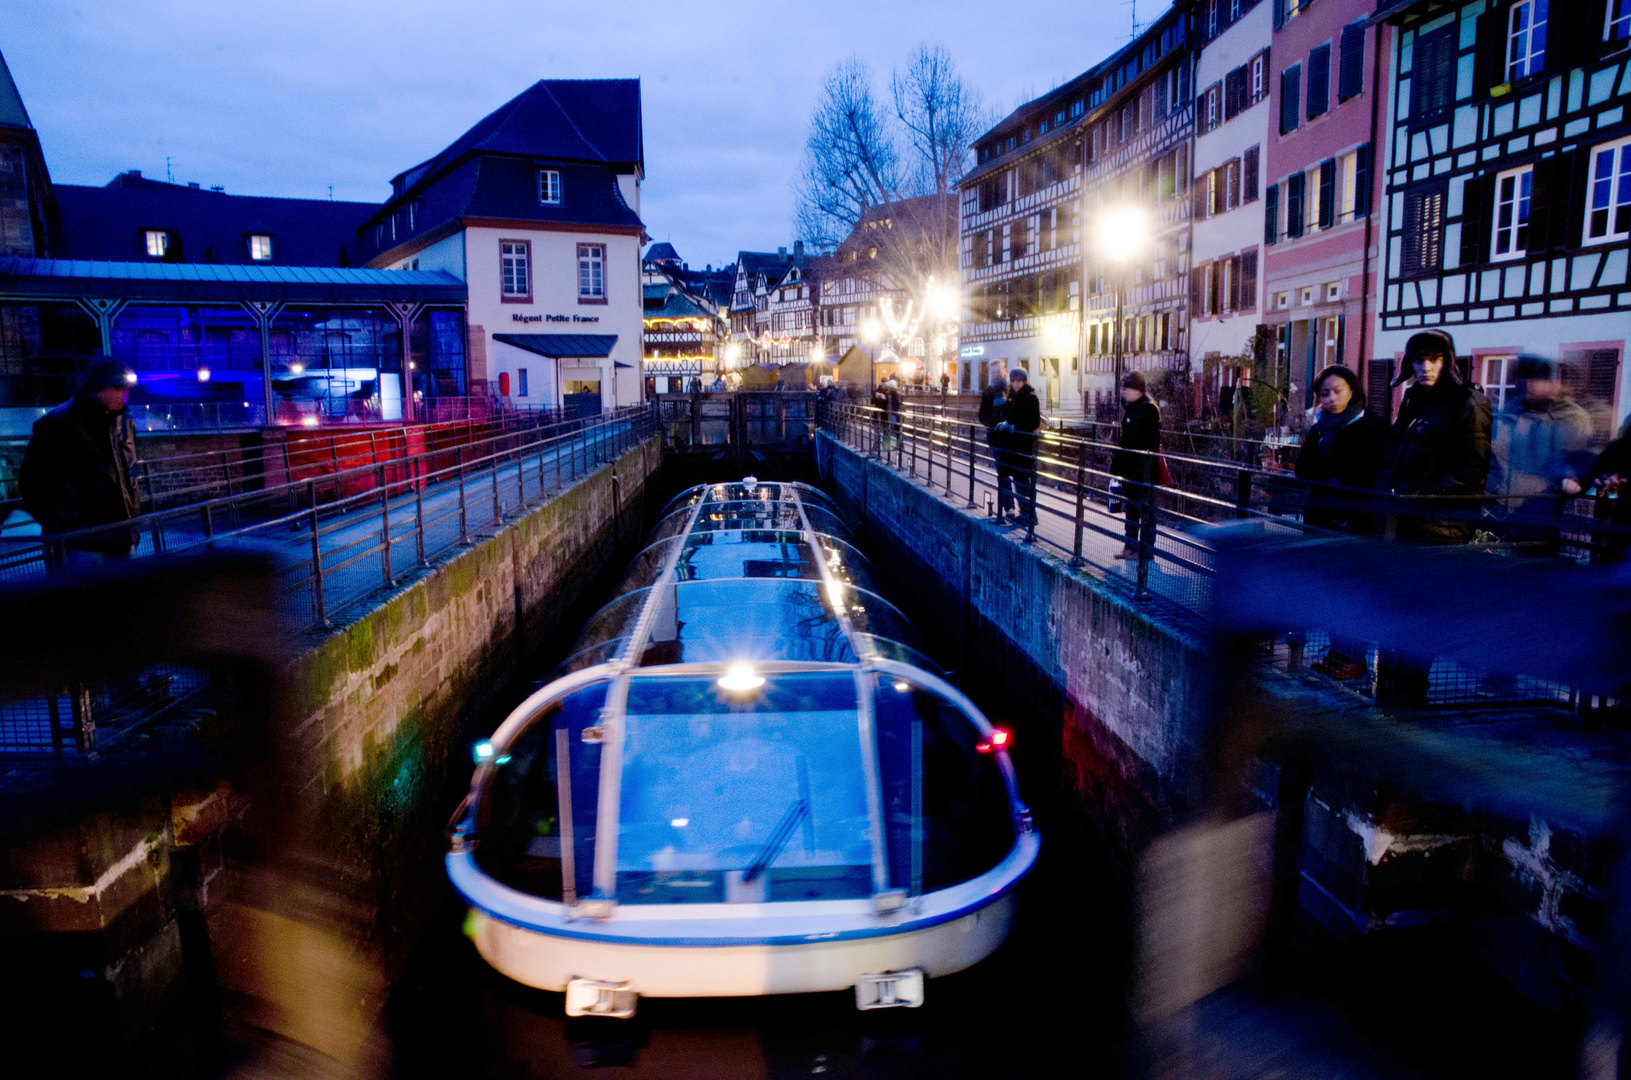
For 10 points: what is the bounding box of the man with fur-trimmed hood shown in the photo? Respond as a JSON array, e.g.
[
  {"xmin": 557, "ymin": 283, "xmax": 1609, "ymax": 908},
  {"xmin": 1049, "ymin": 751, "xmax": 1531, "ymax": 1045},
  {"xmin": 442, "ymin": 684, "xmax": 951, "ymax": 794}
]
[{"xmin": 1378, "ymin": 329, "xmax": 1493, "ymax": 543}]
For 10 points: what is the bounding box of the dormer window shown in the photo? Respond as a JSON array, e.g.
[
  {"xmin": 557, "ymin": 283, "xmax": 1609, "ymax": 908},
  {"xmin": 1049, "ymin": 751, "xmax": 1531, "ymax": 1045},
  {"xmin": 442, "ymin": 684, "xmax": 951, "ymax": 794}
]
[
  {"xmin": 144, "ymin": 230, "xmax": 169, "ymax": 258},
  {"xmin": 248, "ymin": 234, "xmax": 273, "ymax": 261},
  {"xmin": 538, "ymin": 169, "xmax": 562, "ymax": 204}
]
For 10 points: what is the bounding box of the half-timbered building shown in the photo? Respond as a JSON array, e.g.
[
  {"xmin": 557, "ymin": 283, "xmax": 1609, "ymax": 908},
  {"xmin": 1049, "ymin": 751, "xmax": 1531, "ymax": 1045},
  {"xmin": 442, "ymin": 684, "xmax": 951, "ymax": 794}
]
[{"xmin": 1373, "ymin": 0, "xmax": 1631, "ymax": 434}]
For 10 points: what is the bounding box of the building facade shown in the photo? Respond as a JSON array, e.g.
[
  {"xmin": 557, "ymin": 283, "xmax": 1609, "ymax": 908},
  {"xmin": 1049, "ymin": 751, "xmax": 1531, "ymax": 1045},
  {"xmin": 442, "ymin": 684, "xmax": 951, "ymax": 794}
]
[
  {"xmin": 1261, "ymin": 0, "xmax": 1388, "ymax": 418},
  {"xmin": 641, "ymin": 243, "xmax": 730, "ymax": 393},
  {"xmin": 364, "ymin": 79, "xmax": 646, "ymax": 414},
  {"xmin": 1188, "ymin": 0, "xmax": 1273, "ymax": 412},
  {"xmin": 1373, "ymin": 0, "xmax": 1631, "ymax": 435}
]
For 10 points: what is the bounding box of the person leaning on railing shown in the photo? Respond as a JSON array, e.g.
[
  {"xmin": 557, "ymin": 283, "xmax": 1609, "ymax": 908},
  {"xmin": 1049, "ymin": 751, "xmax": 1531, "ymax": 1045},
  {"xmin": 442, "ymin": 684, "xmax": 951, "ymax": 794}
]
[
  {"xmin": 1113, "ymin": 371, "xmax": 1161, "ymax": 560},
  {"xmin": 20, "ymin": 360, "xmax": 142, "ymax": 565},
  {"xmin": 992, "ymin": 368, "xmax": 1042, "ymax": 530},
  {"xmin": 1293, "ymin": 365, "xmax": 1386, "ymax": 535}
]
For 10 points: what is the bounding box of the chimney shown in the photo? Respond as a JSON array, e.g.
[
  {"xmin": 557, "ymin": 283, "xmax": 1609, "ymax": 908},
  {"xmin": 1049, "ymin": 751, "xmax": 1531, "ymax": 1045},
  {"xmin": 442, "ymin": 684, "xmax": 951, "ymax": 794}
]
[
  {"xmin": 210, "ymin": 186, "xmax": 224, "ymax": 193},
  {"xmin": 794, "ymin": 240, "xmax": 804, "ymax": 257},
  {"xmin": 188, "ymin": 182, "xmax": 200, "ymax": 189},
  {"xmin": 778, "ymin": 246, "xmax": 787, "ymax": 256}
]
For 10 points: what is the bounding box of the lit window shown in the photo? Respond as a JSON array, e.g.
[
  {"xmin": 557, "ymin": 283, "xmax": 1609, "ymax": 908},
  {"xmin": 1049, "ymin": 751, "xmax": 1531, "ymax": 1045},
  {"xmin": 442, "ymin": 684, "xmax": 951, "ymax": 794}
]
[
  {"xmin": 1251, "ymin": 55, "xmax": 1265, "ymax": 102},
  {"xmin": 501, "ymin": 240, "xmax": 530, "ymax": 297},
  {"xmin": 1506, "ymin": 0, "xmax": 1549, "ymax": 83},
  {"xmin": 538, "ymin": 169, "xmax": 562, "ymax": 204},
  {"xmin": 144, "ymin": 230, "xmax": 168, "ymax": 257},
  {"xmin": 578, "ymin": 243, "xmax": 606, "ymax": 300},
  {"xmin": 1587, "ymin": 138, "xmax": 1631, "ymax": 244},
  {"xmin": 1492, "ymin": 165, "xmax": 1533, "ymax": 258},
  {"xmin": 248, "ymin": 234, "xmax": 273, "ymax": 261},
  {"xmin": 1612, "ymin": 0, "xmax": 1631, "ymax": 43},
  {"xmin": 1339, "ymin": 151, "xmax": 1358, "ymax": 220}
]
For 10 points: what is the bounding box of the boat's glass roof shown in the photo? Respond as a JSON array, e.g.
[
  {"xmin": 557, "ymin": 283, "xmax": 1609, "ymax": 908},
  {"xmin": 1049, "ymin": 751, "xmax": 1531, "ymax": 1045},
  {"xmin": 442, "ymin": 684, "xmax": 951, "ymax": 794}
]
[{"xmin": 614, "ymin": 672, "xmax": 874, "ymax": 904}]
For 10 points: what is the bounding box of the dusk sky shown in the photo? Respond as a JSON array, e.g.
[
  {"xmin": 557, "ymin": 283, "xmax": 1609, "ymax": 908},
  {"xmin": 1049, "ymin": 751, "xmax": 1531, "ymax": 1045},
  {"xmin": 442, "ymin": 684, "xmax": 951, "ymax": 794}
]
[{"xmin": 7, "ymin": 0, "xmax": 1171, "ymax": 270}]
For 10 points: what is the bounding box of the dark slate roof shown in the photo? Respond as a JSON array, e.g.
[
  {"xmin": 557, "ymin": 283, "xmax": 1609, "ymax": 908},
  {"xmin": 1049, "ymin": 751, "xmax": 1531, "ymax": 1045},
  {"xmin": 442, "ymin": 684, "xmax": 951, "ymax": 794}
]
[
  {"xmin": 53, "ymin": 174, "xmax": 376, "ymax": 266},
  {"xmin": 0, "ymin": 256, "xmax": 466, "ymax": 304},
  {"xmin": 646, "ymin": 291, "xmax": 710, "ymax": 319},
  {"xmin": 390, "ymin": 79, "xmax": 642, "ymax": 195},
  {"xmin": 492, "ymin": 333, "xmax": 619, "ymax": 358},
  {"xmin": 0, "ymin": 51, "xmax": 32, "ymax": 130},
  {"xmin": 645, "ymin": 241, "xmax": 680, "ymax": 264}
]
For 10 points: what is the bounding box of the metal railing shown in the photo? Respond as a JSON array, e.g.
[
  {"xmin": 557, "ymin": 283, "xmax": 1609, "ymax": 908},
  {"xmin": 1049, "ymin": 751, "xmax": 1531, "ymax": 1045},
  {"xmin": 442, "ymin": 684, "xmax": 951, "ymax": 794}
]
[{"xmin": 818, "ymin": 400, "xmax": 1628, "ymax": 713}]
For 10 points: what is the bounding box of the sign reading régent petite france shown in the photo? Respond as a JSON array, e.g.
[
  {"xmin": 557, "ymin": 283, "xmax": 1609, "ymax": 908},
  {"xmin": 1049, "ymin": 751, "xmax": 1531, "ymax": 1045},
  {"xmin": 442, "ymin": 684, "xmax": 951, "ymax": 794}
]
[{"xmin": 511, "ymin": 313, "xmax": 600, "ymax": 324}]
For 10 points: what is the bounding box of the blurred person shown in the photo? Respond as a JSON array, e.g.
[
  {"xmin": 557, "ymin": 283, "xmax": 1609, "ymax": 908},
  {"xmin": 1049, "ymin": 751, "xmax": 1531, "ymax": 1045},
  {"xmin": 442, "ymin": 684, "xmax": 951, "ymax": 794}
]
[
  {"xmin": 20, "ymin": 360, "xmax": 141, "ymax": 564},
  {"xmin": 993, "ymin": 368, "xmax": 1043, "ymax": 530},
  {"xmin": 885, "ymin": 377, "xmax": 903, "ymax": 447},
  {"xmin": 1580, "ymin": 420, "xmax": 1631, "ymax": 562},
  {"xmin": 979, "ymin": 369, "xmax": 1012, "ymax": 519},
  {"xmin": 1294, "ymin": 366, "xmax": 1386, "ymax": 534},
  {"xmin": 1487, "ymin": 356, "xmax": 1595, "ymax": 555},
  {"xmin": 1114, "ymin": 371, "xmax": 1161, "ymax": 560},
  {"xmin": 1375, "ymin": 330, "xmax": 1491, "ymax": 706},
  {"xmin": 1377, "ymin": 329, "xmax": 1493, "ymax": 543}
]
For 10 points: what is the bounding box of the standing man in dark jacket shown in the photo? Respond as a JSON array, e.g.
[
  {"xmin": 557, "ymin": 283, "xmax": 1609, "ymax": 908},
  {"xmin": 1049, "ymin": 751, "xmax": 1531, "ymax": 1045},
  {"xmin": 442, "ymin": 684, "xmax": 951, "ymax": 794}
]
[
  {"xmin": 1112, "ymin": 371, "xmax": 1161, "ymax": 559},
  {"xmin": 1377, "ymin": 329, "xmax": 1493, "ymax": 542},
  {"xmin": 994, "ymin": 368, "xmax": 1043, "ymax": 531},
  {"xmin": 21, "ymin": 360, "xmax": 142, "ymax": 562},
  {"xmin": 1294, "ymin": 366, "xmax": 1387, "ymax": 533},
  {"xmin": 978, "ymin": 369, "xmax": 1012, "ymax": 518}
]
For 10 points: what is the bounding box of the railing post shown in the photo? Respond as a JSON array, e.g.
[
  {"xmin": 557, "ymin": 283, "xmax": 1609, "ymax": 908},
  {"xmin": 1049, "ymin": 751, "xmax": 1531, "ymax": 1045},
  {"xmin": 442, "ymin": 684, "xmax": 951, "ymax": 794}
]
[
  {"xmin": 414, "ymin": 462, "xmax": 427, "ymax": 569},
  {"xmin": 69, "ymin": 683, "xmax": 94, "ymax": 755},
  {"xmin": 967, "ymin": 424, "xmax": 978, "ymax": 509},
  {"xmin": 201, "ymin": 501, "xmax": 214, "ymax": 546},
  {"xmin": 1069, "ymin": 440, "xmax": 1087, "ymax": 568},
  {"xmin": 308, "ymin": 479, "xmax": 328, "ymax": 628},
  {"xmin": 456, "ymin": 446, "xmax": 470, "ymax": 545},
  {"xmin": 1136, "ymin": 453, "xmax": 1156, "ymax": 596},
  {"xmin": 1235, "ymin": 468, "xmax": 1253, "ymax": 519},
  {"xmin": 379, "ymin": 463, "xmax": 393, "ymax": 586},
  {"xmin": 909, "ymin": 414, "xmax": 918, "ymax": 477},
  {"xmin": 492, "ymin": 443, "xmax": 502, "ymax": 524}
]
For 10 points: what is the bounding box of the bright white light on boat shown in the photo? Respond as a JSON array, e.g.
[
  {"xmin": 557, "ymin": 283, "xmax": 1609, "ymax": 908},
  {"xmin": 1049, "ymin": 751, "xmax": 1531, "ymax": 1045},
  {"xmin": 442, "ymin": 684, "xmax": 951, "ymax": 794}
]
[
  {"xmin": 718, "ymin": 664, "xmax": 765, "ymax": 692},
  {"xmin": 473, "ymin": 740, "xmax": 494, "ymax": 763},
  {"xmin": 893, "ymin": 680, "xmax": 910, "ymax": 692},
  {"xmin": 670, "ymin": 818, "xmax": 689, "ymax": 828},
  {"xmin": 826, "ymin": 581, "xmax": 844, "ymax": 606}
]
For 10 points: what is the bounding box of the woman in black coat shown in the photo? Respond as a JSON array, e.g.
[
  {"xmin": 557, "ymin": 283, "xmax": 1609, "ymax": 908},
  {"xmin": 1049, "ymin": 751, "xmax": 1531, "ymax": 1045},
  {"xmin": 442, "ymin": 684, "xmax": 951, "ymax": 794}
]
[{"xmin": 1294, "ymin": 365, "xmax": 1386, "ymax": 534}]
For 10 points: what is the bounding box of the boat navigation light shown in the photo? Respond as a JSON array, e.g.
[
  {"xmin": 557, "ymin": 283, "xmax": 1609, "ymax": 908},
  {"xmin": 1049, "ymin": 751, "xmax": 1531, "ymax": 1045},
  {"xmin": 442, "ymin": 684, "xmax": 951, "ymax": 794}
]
[
  {"xmin": 976, "ymin": 728, "xmax": 1012, "ymax": 753},
  {"xmin": 718, "ymin": 663, "xmax": 765, "ymax": 693},
  {"xmin": 473, "ymin": 740, "xmax": 495, "ymax": 763},
  {"xmin": 892, "ymin": 680, "xmax": 910, "ymax": 693}
]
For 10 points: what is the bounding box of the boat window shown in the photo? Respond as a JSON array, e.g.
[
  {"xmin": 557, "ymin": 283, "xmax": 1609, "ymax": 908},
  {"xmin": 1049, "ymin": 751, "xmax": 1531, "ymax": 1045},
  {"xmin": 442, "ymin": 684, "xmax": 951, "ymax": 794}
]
[
  {"xmin": 689, "ymin": 500, "xmax": 806, "ymax": 533},
  {"xmin": 789, "ymin": 482, "xmax": 841, "ymax": 513},
  {"xmin": 473, "ymin": 680, "xmax": 608, "ymax": 901},
  {"xmin": 811, "ymin": 533, "xmax": 880, "ymax": 593},
  {"xmin": 827, "ymin": 585, "xmax": 921, "ymax": 648},
  {"xmin": 674, "ymin": 532, "xmax": 824, "ymax": 582},
  {"xmin": 853, "ymin": 634, "xmax": 941, "ymax": 674},
  {"xmin": 651, "ymin": 504, "xmax": 703, "ymax": 542},
  {"xmin": 871, "ymin": 674, "xmax": 1014, "ymax": 894},
  {"xmin": 570, "ymin": 588, "xmax": 650, "ymax": 658},
  {"xmin": 801, "ymin": 505, "xmax": 849, "ymax": 537},
  {"xmin": 611, "ymin": 536, "xmax": 681, "ymax": 598},
  {"xmin": 547, "ymin": 637, "xmax": 627, "ymax": 682},
  {"xmin": 636, "ymin": 579, "xmax": 855, "ymax": 666},
  {"xmin": 615, "ymin": 673, "xmax": 873, "ymax": 904}
]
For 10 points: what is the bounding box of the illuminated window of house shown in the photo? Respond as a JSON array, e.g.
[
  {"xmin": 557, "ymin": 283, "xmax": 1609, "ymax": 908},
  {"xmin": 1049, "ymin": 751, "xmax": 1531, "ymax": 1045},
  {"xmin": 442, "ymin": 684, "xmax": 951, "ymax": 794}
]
[
  {"xmin": 1492, "ymin": 165, "xmax": 1533, "ymax": 258},
  {"xmin": 1506, "ymin": 0, "xmax": 1549, "ymax": 83},
  {"xmin": 578, "ymin": 243, "xmax": 606, "ymax": 301},
  {"xmin": 249, "ymin": 234, "xmax": 273, "ymax": 261},
  {"xmin": 501, "ymin": 240, "xmax": 531, "ymax": 299},
  {"xmin": 144, "ymin": 230, "xmax": 169, "ymax": 258}
]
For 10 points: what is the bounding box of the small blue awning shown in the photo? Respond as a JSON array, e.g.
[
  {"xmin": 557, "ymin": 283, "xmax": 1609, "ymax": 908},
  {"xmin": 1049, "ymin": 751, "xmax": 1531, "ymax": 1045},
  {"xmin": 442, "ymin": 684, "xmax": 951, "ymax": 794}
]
[{"xmin": 493, "ymin": 333, "xmax": 619, "ymax": 358}]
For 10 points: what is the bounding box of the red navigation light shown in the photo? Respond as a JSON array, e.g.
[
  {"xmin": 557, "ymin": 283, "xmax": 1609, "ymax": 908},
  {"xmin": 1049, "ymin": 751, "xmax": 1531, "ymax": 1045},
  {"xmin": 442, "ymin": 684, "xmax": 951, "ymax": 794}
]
[{"xmin": 990, "ymin": 728, "xmax": 1010, "ymax": 748}]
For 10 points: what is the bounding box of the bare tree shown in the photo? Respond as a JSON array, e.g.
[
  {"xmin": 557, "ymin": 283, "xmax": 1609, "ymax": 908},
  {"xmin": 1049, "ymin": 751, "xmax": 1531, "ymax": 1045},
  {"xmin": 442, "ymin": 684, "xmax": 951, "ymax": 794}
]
[
  {"xmin": 793, "ymin": 59, "xmax": 901, "ymax": 248},
  {"xmin": 891, "ymin": 45, "xmax": 987, "ymax": 201}
]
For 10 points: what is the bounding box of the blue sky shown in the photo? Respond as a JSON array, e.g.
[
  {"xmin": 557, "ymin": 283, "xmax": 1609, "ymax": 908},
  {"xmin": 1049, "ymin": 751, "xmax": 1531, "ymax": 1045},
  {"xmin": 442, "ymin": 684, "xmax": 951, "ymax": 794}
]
[{"xmin": 6, "ymin": 0, "xmax": 1172, "ymax": 269}]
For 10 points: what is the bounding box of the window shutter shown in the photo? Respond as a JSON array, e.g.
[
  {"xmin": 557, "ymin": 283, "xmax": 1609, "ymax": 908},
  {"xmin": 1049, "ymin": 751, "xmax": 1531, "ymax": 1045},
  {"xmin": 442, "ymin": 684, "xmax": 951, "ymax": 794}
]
[
  {"xmin": 1228, "ymin": 255, "xmax": 1244, "ymax": 312},
  {"xmin": 1287, "ymin": 172, "xmax": 1306, "ymax": 237},
  {"xmin": 1191, "ymin": 266, "xmax": 1205, "ymax": 313},
  {"xmin": 1244, "ymin": 146, "xmax": 1260, "ymax": 202},
  {"xmin": 1403, "ymin": 183, "xmax": 1447, "ymax": 275},
  {"xmin": 1308, "ymin": 44, "xmax": 1331, "ymax": 118},
  {"xmin": 1241, "ymin": 248, "xmax": 1258, "ymax": 310},
  {"xmin": 1265, "ymin": 183, "xmax": 1280, "ymax": 245},
  {"xmin": 1367, "ymin": 359, "xmax": 1394, "ymax": 421},
  {"xmin": 1352, "ymin": 143, "xmax": 1372, "ymax": 216},
  {"xmin": 1471, "ymin": 11, "xmax": 1498, "ymax": 99},
  {"xmin": 1338, "ymin": 23, "xmax": 1366, "ymax": 100},
  {"xmin": 1193, "ymin": 175, "xmax": 1209, "ymax": 220},
  {"xmin": 1319, "ymin": 159, "xmax": 1336, "ymax": 229},
  {"xmin": 1224, "ymin": 68, "xmax": 1242, "ymax": 121},
  {"xmin": 1410, "ymin": 26, "xmax": 1456, "ymax": 121},
  {"xmin": 1208, "ymin": 262, "xmax": 1220, "ymax": 316},
  {"xmin": 1230, "ymin": 158, "xmax": 1243, "ymax": 208},
  {"xmin": 1459, "ymin": 173, "xmax": 1490, "ymax": 267},
  {"xmin": 1530, "ymin": 149, "xmax": 1580, "ymax": 254},
  {"xmin": 1281, "ymin": 66, "xmax": 1301, "ymax": 133},
  {"xmin": 1273, "ymin": 0, "xmax": 1286, "ymax": 31},
  {"xmin": 1548, "ymin": 3, "xmax": 1590, "ymax": 73},
  {"xmin": 1559, "ymin": 148, "xmax": 1589, "ymax": 251}
]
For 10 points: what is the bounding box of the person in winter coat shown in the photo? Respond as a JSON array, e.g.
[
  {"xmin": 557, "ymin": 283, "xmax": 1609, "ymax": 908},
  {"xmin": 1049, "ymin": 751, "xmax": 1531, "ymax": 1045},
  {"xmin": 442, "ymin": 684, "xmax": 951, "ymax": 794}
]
[
  {"xmin": 20, "ymin": 360, "xmax": 142, "ymax": 561},
  {"xmin": 978, "ymin": 370, "xmax": 1011, "ymax": 514},
  {"xmin": 1294, "ymin": 365, "xmax": 1387, "ymax": 534},
  {"xmin": 993, "ymin": 368, "xmax": 1043, "ymax": 528},
  {"xmin": 1577, "ymin": 419, "xmax": 1631, "ymax": 562},
  {"xmin": 1487, "ymin": 356, "xmax": 1596, "ymax": 554},
  {"xmin": 1377, "ymin": 329, "xmax": 1493, "ymax": 543},
  {"xmin": 1112, "ymin": 371, "xmax": 1161, "ymax": 559}
]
